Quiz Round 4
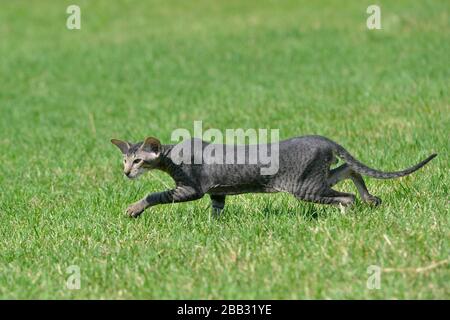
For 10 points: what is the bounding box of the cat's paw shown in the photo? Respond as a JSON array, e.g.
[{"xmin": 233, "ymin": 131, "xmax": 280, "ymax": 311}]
[
  {"xmin": 126, "ymin": 201, "xmax": 146, "ymax": 218},
  {"xmin": 365, "ymin": 195, "xmax": 382, "ymax": 206}
]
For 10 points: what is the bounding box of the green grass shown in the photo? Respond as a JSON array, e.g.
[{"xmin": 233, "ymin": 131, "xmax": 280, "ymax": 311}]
[{"xmin": 0, "ymin": 0, "xmax": 449, "ymax": 299}]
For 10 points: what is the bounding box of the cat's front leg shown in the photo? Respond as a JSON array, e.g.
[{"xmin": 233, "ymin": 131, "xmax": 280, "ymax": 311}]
[
  {"xmin": 126, "ymin": 199, "xmax": 149, "ymax": 218},
  {"xmin": 126, "ymin": 186, "xmax": 204, "ymax": 218}
]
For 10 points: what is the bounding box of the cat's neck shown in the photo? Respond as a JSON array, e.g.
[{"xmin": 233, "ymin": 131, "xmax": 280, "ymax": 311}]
[{"xmin": 155, "ymin": 144, "xmax": 178, "ymax": 176}]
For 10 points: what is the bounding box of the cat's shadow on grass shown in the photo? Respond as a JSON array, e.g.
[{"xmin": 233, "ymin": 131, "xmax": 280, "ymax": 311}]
[
  {"xmin": 261, "ymin": 202, "xmax": 328, "ymax": 220},
  {"xmin": 228, "ymin": 198, "xmax": 332, "ymax": 221},
  {"xmin": 238, "ymin": 198, "xmax": 371, "ymax": 221}
]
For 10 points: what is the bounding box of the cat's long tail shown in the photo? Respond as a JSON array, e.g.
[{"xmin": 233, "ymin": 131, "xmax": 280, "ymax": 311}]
[{"xmin": 332, "ymin": 143, "xmax": 437, "ymax": 179}]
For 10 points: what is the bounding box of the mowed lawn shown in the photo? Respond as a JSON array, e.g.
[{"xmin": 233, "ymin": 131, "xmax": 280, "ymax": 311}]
[{"xmin": 0, "ymin": 0, "xmax": 448, "ymax": 299}]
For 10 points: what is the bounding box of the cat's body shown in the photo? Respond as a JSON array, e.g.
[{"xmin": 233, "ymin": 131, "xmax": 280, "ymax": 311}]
[{"xmin": 111, "ymin": 135, "xmax": 436, "ymax": 217}]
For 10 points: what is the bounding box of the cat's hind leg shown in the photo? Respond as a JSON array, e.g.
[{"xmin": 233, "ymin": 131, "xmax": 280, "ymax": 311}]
[
  {"xmin": 209, "ymin": 194, "xmax": 226, "ymax": 217},
  {"xmin": 328, "ymin": 164, "xmax": 381, "ymax": 206},
  {"xmin": 312, "ymin": 189, "xmax": 356, "ymax": 206},
  {"xmin": 294, "ymin": 187, "xmax": 356, "ymax": 207}
]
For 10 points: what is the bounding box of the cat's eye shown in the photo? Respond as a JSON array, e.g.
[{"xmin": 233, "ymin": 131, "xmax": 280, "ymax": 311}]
[{"xmin": 133, "ymin": 159, "xmax": 142, "ymax": 164}]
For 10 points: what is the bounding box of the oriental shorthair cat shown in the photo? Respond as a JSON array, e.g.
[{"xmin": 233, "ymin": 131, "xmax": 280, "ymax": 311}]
[{"xmin": 111, "ymin": 136, "xmax": 436, "ymax": 218}]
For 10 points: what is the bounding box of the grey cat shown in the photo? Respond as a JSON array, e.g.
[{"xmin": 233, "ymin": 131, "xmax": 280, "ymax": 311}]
[{"xmin": 111, "ymin": 135, "xmax": 436, "ymax": 218}]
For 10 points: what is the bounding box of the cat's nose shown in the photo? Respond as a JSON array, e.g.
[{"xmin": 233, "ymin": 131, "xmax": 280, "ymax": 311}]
[{"xmin": 124, "ymin": 171, "xmax": 131, "ymax": 177}]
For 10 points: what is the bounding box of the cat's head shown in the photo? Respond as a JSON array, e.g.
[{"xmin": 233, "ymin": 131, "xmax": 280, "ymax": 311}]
[{"xmin": 111, "ymin": 137, "xmax": 161, "ymax": 179}]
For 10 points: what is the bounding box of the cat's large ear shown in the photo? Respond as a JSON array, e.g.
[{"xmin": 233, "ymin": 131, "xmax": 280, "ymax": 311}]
[
  {"xmin": 139, "ymin": 137, "xmax": 161, "ymax": 160},
  {"xmin": 111, "ymin": 139, "xmax": 130, "ymax": 154}
]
